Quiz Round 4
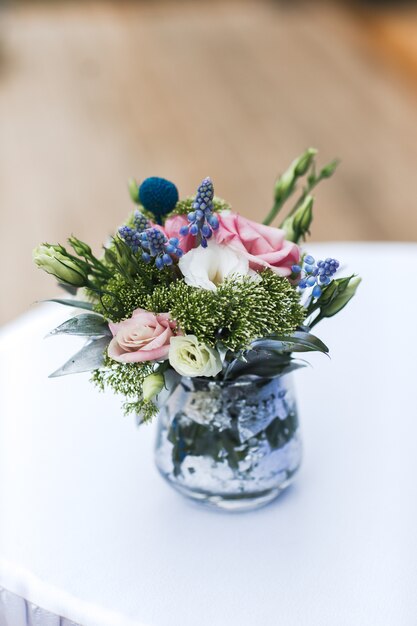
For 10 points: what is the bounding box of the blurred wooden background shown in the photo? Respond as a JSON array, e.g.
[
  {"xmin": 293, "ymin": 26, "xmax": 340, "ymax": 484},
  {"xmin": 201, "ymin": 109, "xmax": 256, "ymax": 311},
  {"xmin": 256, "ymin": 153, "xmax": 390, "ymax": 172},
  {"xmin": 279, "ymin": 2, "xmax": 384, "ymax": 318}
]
[{"xmin": 1, "ymin": 0, "xmax": 417, "ymax": 325}]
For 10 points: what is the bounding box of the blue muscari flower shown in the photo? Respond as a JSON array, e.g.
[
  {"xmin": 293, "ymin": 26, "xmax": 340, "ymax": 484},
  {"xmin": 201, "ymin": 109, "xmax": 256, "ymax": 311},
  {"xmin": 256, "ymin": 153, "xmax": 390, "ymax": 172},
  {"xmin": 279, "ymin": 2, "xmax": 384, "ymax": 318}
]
[
  {"xmin": 140, "ymin": 227, "xmax": 183, "ymax": 269},
  {"xmin": 139, "ymin": 177, "xmax": 179, "ymax": 224},
  {"xmin": 312, "ymin": 284, "xmax": 322, "ymax": 299},
  {"xmin": 118, "ymin": 226, "xmax": 142, "ymax": 253},
  {"xmin": 179, "ymin": 177, "xmax": 219, "ymax": 247},
  {"xmin": 119, "ymin": 210, "xmax": 183, "ymax": 269},
  {"xmin": 296, "ymin": 255, "xmax": 340, "ymax": 299},
  {"xmin": 118, "ymin": 210, "xmax": 150, "ymax": 253},
  {"xmin": 133, "ymin": 210, "xmax": 150, "ymax": 232}
]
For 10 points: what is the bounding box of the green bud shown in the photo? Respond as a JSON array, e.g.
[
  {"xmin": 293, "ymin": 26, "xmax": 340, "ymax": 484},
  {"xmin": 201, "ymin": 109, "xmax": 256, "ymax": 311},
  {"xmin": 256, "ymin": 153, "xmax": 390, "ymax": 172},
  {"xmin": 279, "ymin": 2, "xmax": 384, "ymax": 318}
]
[
  {"xmin": 68, "ymin": 236, "xmax": 92, "ymax": 257},
  {"xmin": 273, "ymin": 168, "xmax": 296, "ymax": 205},
  {"xmin": 294, "ymin": 147, "xmax": 317, "ymax": 177},
  {"xmin": 264, "ymin": 149, "xmax": 318, "ymax": 226},
  {"xmin": 51, "ymin": 243, "xmax": 67, "ymax": 254},
  {"xmin": 320, "ymin": 159, "xmax": 339, "ymax": 179},
  {"xmin": 273, "ymin": 149, "xmax": 317, "ymax": 207},
  {"xmin": 281, "ymin": 195, "xmax": 314, "ymax": 243},
  {"xmin": 142, "ymin": 372, "xmax": 165, "ymax": 401},
  {"xmin": 317, "ymin": 280, "xmax": 339, "ymax": 306},
  {"xmin": 293, "ymin": 195, "xmax": 313, "ymax": 236},
  {"xmin": 33, "ymin": 244, "xmax": 89, "ymax": 287},
  {"xmin": 128, "ymin": 178, "xmax": 140, "ymax": 204},
  {"xmin": 322, "ymin": 276, "xmax": 361, "ymax": 317},
  {"xmin": 280, "ymin": 214, "xmax": 296, "ymax": 242}
]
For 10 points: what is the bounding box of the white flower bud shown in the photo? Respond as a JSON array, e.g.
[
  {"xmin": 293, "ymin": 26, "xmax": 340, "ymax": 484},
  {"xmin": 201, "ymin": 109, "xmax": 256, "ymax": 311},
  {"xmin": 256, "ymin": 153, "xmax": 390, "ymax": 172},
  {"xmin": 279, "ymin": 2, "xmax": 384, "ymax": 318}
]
[
  {"xmin": 142, "ymin": 372, "xmax": 165, "ymax": 401},
  {"xmin": 33, "ymin": 244, "xmax": 88, "ymax": 286}
]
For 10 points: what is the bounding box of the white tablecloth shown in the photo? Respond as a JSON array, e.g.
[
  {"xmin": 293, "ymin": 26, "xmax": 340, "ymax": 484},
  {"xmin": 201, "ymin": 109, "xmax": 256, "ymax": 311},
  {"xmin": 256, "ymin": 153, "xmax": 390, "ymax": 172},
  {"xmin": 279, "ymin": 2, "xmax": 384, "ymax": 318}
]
[{"xmin": 0, "ymin": 243, "xmax": 416, "ymax": 626}]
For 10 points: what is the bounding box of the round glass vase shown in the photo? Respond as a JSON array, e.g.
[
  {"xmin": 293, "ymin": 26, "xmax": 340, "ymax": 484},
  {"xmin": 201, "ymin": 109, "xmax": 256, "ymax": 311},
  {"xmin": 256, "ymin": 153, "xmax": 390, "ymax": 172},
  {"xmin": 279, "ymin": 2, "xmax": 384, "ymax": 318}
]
[{"xmin": 154, "ymin": 375, "xmax": 302, "ymax": 512}]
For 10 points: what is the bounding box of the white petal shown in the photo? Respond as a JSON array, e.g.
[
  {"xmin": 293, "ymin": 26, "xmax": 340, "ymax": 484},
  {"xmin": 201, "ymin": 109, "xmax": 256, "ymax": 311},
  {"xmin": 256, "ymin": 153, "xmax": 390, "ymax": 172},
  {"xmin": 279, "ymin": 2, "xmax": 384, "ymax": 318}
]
[{"xmin": 179, "ymin": 240, "xmax": 250, "ymax": 289}]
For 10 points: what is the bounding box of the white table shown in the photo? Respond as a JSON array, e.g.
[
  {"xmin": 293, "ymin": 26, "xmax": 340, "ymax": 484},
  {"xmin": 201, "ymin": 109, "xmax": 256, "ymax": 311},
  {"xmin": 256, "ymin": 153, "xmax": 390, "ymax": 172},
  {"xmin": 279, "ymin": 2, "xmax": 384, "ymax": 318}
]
[{"xmin": 1, "ymin": 243, "xmax": 416, "ymax": 626}]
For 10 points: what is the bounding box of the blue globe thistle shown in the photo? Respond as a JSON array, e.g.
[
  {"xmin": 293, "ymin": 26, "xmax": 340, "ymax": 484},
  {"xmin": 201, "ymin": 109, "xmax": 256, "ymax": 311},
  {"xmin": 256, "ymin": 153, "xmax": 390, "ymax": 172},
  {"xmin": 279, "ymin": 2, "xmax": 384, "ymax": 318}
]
[
  {"xmin": 179, "ymin": 177, "xmax": 219, "ymax": 248},
  {"xmin": 139, "ymin": 227, "xmax": 183, "ymax": 270},
  {"xmin": 139, "ymin": 177, "xmax": 179, "ymax": 224}
]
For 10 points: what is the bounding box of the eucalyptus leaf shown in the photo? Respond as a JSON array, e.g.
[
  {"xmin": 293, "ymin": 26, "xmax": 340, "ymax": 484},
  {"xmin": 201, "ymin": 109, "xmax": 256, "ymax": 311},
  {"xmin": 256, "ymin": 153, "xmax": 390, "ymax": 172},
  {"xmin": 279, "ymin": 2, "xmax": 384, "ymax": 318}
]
[
  {"xmin": 44, "ymin": 298, "xmax": 94, "ymax": 311},
  {"xmin": 49, "ymin": 336, "xmax": 110, "ymax": 377},
  {"xmin": 47, "ymin": 313, "xmax": 111, "ymax": 338}
]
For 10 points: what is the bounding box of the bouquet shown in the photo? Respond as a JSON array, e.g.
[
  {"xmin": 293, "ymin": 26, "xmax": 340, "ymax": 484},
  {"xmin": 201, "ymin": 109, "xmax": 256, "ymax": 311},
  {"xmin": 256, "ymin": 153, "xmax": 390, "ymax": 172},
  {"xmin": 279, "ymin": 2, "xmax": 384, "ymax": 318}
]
[{"xmin": 34, "ymin": 149, "xmax": 360, "ymax": 422}]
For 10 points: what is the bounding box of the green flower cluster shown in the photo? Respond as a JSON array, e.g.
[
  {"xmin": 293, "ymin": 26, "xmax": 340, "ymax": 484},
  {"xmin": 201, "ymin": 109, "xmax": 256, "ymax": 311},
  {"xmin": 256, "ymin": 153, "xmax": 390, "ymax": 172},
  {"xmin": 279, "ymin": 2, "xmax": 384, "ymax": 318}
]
[
  {"xmin": 93, "ymin": 270, "xmax": 305, "ymax": 352},
  {"xmin": 167, "ymin": 272, "xmax": 305, "ymax": 351},
  {"xmin": 92, "ymin": 272, "xmax": 158, "ymax": 321},
  {"xmin": 91, "ymin": 356, "xmax": 158, "ymax": 422}
]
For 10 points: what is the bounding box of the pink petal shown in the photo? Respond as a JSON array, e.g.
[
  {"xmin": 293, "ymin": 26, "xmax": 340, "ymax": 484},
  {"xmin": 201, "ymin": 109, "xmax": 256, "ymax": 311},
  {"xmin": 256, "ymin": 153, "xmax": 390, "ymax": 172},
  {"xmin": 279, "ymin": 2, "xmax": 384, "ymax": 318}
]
[
  {"xmin": 115, "ymin": 344, "xmax": 170, "ymax": 363},
  {"xmin": 107, "ymin": 336, "xmax": 127, "ymax": 361},
  {"xmin": 143, "ymin": 326, "xmax": 172, "ymax": 351}
]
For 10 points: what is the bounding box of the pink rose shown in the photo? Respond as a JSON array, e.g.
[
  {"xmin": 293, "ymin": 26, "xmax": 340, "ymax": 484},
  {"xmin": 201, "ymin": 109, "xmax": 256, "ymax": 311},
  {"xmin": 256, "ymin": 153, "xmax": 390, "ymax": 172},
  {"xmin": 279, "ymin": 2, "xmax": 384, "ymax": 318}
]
[
  {"xmin": 214, "ymin": 213, "xmax": 300, "ymax": 276},
  {"xmin": 108, "ymin": 309, "xmax": 180, "ymax": 363}
]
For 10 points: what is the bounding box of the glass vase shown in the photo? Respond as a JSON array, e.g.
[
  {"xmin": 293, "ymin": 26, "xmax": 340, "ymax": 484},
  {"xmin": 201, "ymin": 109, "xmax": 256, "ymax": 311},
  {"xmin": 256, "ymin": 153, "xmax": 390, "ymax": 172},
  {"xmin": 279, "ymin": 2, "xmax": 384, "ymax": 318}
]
[{"xmin": 154, "ymin": 375, "xmax": 302, "ymax": 511}]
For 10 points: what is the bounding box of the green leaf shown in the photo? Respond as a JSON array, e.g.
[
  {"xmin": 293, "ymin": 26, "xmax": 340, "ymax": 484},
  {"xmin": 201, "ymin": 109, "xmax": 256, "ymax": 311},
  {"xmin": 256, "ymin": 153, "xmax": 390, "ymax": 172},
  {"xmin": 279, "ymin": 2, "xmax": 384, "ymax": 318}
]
[
  {"xmin": 43, "ymin": 298, "xmax": 94, "ymax": 311},
  {"xmin": 224, "ymin": 349, "xmax": 306, "ymax": 380},
  {"xmin": 251, "ymin": 330, "xmax": 329, "ymax": 354},
  {"xmin": 49, "ymin": 336, "xmax": 110, "ymax": 377},
  {"xmin": 47, "ymin": 313, "xmax": 111, "ymax": 338}
]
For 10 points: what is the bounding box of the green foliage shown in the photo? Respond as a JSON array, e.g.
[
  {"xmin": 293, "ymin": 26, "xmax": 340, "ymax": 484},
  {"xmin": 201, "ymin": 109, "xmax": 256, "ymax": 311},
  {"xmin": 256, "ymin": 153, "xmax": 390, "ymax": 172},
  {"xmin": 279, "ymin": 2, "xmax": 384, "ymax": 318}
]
[
  {"xmin": 94, "ymin": 270, "xmax": 304, "ymax": 351},
  {"xmin": 263, "ymin": 148, "xmax": 339, "ymax": 231},
  {"xmin": 145, "ymin": 271, "xmax": 305, "ymax": 352},
  {"xmin": 168, "ymin": 195, "xmax": 231, "ymax": 217},
  {"xmin": 305, "ymin": 275, "xmax": 361, "ymax": 328},
  {"xmin": 92, "ymin": 273, "xmax": 153, "ymax": 320},
  {"xmin": 90, "ymin": 246, "xmax": 172, "ymax": 321},
  {"xmin": 91, "ymin": 356, "xmax": 158, "ymax": 421},
  {"xmin": 217, "ymin": 271, "xmax": 305, "ymax": 351}
]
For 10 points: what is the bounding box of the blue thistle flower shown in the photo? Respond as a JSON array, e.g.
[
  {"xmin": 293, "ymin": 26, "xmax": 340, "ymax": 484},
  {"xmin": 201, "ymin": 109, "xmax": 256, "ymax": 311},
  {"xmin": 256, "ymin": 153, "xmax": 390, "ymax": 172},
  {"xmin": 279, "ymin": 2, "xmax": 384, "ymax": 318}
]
[
  {"xmin": 179, "ymin": 177, "xmax": 219, "ymax": 247},
  {"xmin": 139, "ymin": 227, "xmax": 183, "ymax": 269},
  {"xmin": 139, "ymin": 177, "xmax": 179, "ymax": 224}
]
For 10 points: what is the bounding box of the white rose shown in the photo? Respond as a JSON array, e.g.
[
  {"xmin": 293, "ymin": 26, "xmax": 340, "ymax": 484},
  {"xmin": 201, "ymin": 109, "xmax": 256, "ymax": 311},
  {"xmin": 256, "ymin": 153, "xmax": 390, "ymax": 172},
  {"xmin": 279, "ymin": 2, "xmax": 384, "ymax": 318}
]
[
  {"xmin": 178, "ymin": 240, "xmax": 251, "ymax": 290},
  {"xmin": 169, "ymin": 335, "xmax": 222, "ymax": 378}
]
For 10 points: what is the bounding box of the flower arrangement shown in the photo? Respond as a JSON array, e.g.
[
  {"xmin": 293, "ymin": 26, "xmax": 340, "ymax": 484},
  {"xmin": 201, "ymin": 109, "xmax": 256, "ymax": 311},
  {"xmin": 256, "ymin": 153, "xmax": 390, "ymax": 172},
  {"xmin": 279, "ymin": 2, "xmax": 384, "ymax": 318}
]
[{"xmin": 34, "ymin": 149, "xmax": 360, "ymax": 422}]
